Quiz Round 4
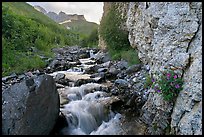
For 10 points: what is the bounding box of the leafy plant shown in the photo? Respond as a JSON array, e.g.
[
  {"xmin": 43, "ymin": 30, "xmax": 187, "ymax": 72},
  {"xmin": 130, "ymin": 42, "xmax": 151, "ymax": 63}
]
[
  {"xmin": 99, "ymin": 3, "xmax": 140, "ymax": 66},
  {"xmin": 79, "ymin": 28, "xmax": 99, "ymax": 48},
  {"xmin": 100, "ymin": 4, "xmax": 130, "ymax": 51},
  {"xmin": 151, "ymin": 70, "xmax": 183, "ymax": 101},
  {"xmin": 144, "ymin": 74, "xmax": 154, "ymax": 89},
  {"xmin": 2, "ymin": 2, "xmax": 80, "ymax": 76}
]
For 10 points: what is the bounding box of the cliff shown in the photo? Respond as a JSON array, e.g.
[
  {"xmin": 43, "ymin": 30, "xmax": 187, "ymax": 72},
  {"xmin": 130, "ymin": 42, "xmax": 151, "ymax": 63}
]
[
  {"xmin": 33, "ymin": 5, "xmax": 86, "ymax": 23},
  {"xmin": 47, "ymin": 11, "xmax": 86, "ymax": 23},
  {"xmin": 99, "ymin": 2, "xmax": 202, "ymax": 135},
  {"xmin": 34, "ymin": 5, "xmax": 47, "ymax": 14}
]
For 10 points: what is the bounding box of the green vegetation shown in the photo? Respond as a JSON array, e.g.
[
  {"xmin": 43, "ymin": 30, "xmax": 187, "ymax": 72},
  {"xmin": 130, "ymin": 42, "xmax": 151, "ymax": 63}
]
[
  {"xmin": 144, "ymin": 74, "xmax": 154, "ymax": 89},
  {"xmin": 79, "ymin": 28, "xmax": 99, "ymax": 48},
  {"xmin": 99, "ymin": 4, "xmax": 140, "ymax": 65},
  {"xmin": 61, "ymin": 20, "xmax": 99, "ymax": 48},
  {"xmin": 2, "ymin": 2, "xmax": 80, "ymax": 76},
  {"xmin": 62, "ymin": 20, "xmax": 98, "ymax": 36},
  {"xmin": 151, "ymin": 70, "xmax": 183, "ymax": 101},
  {"xmin": 110, "ymin": 48, "xmax": 140, "ymax": 66}
]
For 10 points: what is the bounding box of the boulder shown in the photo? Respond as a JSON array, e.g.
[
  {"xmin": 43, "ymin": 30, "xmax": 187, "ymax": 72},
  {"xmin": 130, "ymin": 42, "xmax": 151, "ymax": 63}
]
[
  {"xmin": 2, "ymin": 75, "xmax": 60, "ymax": 135},
  {"xmin": 125, "ymin": 64, "xmax": 142, "ymax": 74},
  {"xmin": 114, "ymin": 79, "xmax": 129, "ymax": 89},
  {"xmin": 55, "ymin": 73, "xmax": 65, "ymax": 82}
]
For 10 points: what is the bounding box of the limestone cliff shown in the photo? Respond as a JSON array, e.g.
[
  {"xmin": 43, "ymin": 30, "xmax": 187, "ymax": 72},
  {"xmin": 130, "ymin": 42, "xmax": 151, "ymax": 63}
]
[{"xmin": 99, "ymin": 2, "xmax": 202, "ymax": 135}]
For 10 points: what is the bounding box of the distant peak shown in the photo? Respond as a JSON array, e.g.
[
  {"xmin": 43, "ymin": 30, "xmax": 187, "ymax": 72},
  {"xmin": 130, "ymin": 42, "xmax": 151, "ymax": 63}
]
[{"xmin": 33, "ymin": 5, "xmax": 47, "ymax": 14}]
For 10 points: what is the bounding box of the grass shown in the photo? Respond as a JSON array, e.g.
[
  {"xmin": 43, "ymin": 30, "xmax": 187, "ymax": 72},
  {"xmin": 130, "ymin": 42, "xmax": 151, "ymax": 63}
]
[
  {"xmin": 2, "ymin": 2, "xmax": 80, "ymax": 76},
  {"xmin": 62, "ymin": 20, "xmax": 98, "ymax": 36},
  {"xmin": 109, "ymin": 49, "xmax": 140, "ymax": 66}
]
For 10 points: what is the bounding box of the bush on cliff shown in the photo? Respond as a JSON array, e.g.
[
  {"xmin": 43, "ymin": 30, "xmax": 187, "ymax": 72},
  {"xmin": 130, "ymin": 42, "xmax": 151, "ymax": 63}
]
[{"xmin": 99, "ymin": 4, "xmax": 140, "ymax": 65}]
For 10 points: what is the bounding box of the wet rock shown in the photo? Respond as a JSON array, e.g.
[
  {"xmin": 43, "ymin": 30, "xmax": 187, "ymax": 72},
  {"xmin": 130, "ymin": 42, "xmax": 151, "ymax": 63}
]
[
  {"xmin": 115, "ymin": 79, "xmax": 129, "ymax": 89},
  {"xmin": 69, "ymin": 50, "xmax": 78, "ymax": 54},
  {"xmin": 97, "ymin": 68, "xmax": 108, "ymax": 73},
  {"xmin": 2, "ymin": 73, "xmax": 17, "ymax": 82},
  {"xmin": 55, "ymin": 73, "xmax": 65, "ymax": 82},
  {"xmin": 116, "ymin": 60, "xmax": 128, "ymax": 70},
  {"xmin": 57, "ymin": 79, "xmax": 71, "ymax": 86},
  {"xmin": 48, "ymin": 59, "xmax": 60, "ymax": 68},
  {"xmin": 125, "ymin": 64, "xmax": 142, "ymax": 74},
  {"xmin": 94, "ymin": 51, "xmax": 111, "ymax": 63},
  {"xmin": 90, "ymin": 72, "xmax": 106, "ymax": 82},
  {"xmin": 2, "ymin": 75, "xmax": 60, "ymax": 135},
  {"xmin": 50, "ymin": 111, "xmax": 68, "ymax": 135},
  {"xmin": 74, "ymin": 79, "xmax": 96, "ymax": 87},
  {"xmin": 108, "ymin": 66, "xmax": 119, "ymax": 75},
  {"xmin": 33, "ymin": 70, "xmax": 40, "ymax": 75},
  {"xmin": 56, "ymin": 83, "xmax": 65, "ymax": 89},
  {"xmin": 25, "ymin": 71, "xmax": 34, "ymax": 78},
  {"xmin": 125, "ymin": 94, "xmax": 137, "ymax": 107}
]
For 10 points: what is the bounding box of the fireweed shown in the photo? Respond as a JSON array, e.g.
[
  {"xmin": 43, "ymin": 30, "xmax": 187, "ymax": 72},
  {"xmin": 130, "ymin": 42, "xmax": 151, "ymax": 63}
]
[{"xmin": 151, "ymin": 70, "xmax": 183, "ymax": 101}]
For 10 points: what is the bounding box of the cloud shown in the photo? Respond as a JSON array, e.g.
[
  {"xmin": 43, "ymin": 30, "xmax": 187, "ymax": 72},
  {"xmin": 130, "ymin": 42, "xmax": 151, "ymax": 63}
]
[{"xmin": 27, "ymin": 2, "xmax": 104, "ymax": 24}]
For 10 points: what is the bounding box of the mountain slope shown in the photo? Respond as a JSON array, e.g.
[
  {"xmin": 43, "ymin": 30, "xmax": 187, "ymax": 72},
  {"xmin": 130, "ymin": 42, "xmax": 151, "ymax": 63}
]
[
  {"xmin": 61, "ymin": 20, "xmax": 98, "ymax": 36},
  {"xmin": 31, "ymin": 5, "xmax": 98, "ymax": 38},
  {"xmin": 2, "ymin": 2, "xmax": 79, "ymax": 76}
]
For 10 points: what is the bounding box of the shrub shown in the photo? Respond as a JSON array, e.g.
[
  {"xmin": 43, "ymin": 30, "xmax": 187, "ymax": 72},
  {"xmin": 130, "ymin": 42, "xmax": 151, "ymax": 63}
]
[
  {"xmin": 80, "ymin": 28, "xmax": 99, "ymax": 48},
  {"xmin": 99, "ymin": 4, "xmax": 130, "ymax": 51},
  {"xmin": 151, "ymin": 70, "xmax": 183, "ymax": 101},
  {"xmin": 144, "ymin": 74, "xmax": 154, "ymax": 89},
  {"xmin": 2, "ymin": 2, "xmax": 80, "ymax": 76},
  {"xmin": 99, "ymin": 3, "xmax": 140, "ymax": 66},
  {"xmin": 121, "ymin": 49, "xmax": 140, "ymax": 66}
]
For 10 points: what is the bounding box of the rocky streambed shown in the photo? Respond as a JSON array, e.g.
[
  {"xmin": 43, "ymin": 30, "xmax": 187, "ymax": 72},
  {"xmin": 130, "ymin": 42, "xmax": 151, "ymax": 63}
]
[{"xmin": 2, "ymin": 46, "xmax": 150, "ymax": 135}]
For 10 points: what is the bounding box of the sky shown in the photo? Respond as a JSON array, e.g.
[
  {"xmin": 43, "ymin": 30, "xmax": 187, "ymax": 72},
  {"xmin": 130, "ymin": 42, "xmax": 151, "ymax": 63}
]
[{"xmin": 27, "ymin": 2, "xmax": 104, "ymax": 24}]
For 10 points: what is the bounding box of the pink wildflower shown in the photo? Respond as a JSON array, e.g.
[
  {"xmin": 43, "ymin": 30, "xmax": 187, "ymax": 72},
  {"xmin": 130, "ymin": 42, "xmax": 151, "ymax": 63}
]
[
  {"xmin": 167, "ymin": 73, "xmax": 171, "ymax": 78},
  {"xmin": 175, "ymin": 84, "xmax": 180, "ymax": 89}
]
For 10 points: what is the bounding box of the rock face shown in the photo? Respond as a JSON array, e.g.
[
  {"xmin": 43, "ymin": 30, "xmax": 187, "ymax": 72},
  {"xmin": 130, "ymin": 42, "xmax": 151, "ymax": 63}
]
[
  {"xmin": 34, "ymin": 5, "xmax": 47, "ymax": 14},
  {"xmin": 33, "ymin": 5, "xmax": 86, "ymax": 23},
  {"xmin": 100, "ymin": 2, "xmax": 202, "ymax": 135},
  {"xmin": 2, "ymin": 75, "xmax": 60, "ymax": 135},
  {"xmin": 47, "ymin": 11, "xmax": 86, "ymax": 23},
  {"xmin": 126, "ymin": 2, "xmax": 202, "ymax": 135}
]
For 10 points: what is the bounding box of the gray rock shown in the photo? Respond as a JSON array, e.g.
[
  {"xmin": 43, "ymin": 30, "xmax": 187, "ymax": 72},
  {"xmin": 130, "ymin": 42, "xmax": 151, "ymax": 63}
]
[
  {"xmin": 115, "ymin": 79, "xmax": 129, "ymax": 89},
  {"xmin": 55, "ymin": 73, "xmax": 65, "ymax": 82},
  {"xmin": 18, "ymin": 74, "xmax": 25, "ymax": 80},
  {"xmin": 97, "ymin": 68, "xmax": 108, "ymax": 73},
  {"xmin": 125, "ymin": 64, "xmax": 142, "ymax": 74},
  {"xmin": 48, "ymin": 60, "xmax": 60, "ymax": 69},
  {"xmin": 124, "ymin": 2, "xmax": 202, "ymax": 135},
  {"xmin": 2, "ymin": 73, "xmax": 17, "ymax": 82},
  {"xmin": 56, "ymin": 83, "xmax": 65, "ymax": 88},
  {"xmin": 94, "ymin": 51, "xmax": 111, "ymax": 63},
  {"xmin": 116, "ymin": 60, "xmax": 129, "ymax": 70},
  {"xmin": 108, "ymin": 66, "xmax": 119, "ymax": 75},
  {"xmin": 2, "ymin": 75, "xmax": 60, "ymax": 135}
]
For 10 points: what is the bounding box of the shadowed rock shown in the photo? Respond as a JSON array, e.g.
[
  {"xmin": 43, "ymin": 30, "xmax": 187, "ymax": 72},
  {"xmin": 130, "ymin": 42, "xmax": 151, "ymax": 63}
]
[{"xmin": 2, "ymin": 75, "xmax": 60, "ymax": 135}]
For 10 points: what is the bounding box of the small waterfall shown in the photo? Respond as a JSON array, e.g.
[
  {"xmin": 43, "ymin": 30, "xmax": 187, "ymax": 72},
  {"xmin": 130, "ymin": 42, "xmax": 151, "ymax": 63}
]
[
  {"xmin": 59, "ymin": 83, "xmax": 121, "ymax": 135},
  {"xmin": 50, "ymin": 53, "xmax": 125, "ymax": 135}
]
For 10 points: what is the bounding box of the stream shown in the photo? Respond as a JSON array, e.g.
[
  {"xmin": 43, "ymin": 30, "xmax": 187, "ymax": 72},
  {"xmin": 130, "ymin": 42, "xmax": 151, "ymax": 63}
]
[
  {"xmin": 1, "ymin": 46, "xmax": 148, "ymax": 135},
  {"xmin": 49, "ymin": 53, "xmax": 127, "ymax": 135}
]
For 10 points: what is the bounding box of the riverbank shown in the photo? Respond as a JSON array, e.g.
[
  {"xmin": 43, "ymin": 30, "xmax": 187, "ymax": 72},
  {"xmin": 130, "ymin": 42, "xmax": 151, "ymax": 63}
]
[{"xmin": 2, "ymin": 45, "xmax": 150, "ymax": 135}]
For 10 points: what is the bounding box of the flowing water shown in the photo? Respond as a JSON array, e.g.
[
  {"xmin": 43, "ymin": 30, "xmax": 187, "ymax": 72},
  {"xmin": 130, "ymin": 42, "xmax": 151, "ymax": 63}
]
[{"xmin": 49, "ymin": 55, "xmax": 126, "ymax": 135}]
